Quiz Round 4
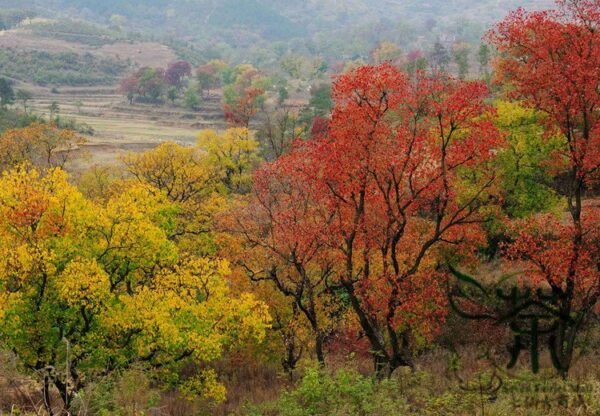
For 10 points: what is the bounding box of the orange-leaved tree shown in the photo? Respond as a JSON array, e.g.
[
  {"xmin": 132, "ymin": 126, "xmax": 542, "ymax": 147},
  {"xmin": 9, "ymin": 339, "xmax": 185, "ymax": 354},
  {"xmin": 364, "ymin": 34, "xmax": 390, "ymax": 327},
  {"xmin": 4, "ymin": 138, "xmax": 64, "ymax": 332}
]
[
  {"xmin": 0, "ymin": 122, "xmax": 85, "ymax": 170},
  {"xmin": 242, "ymin": 64, "xmax": 503, "ymax": 377}
]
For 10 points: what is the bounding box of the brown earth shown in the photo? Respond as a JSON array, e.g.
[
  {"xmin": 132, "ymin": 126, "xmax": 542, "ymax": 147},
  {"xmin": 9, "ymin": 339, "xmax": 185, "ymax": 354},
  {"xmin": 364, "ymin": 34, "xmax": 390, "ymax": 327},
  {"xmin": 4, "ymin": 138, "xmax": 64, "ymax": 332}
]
[{"xmin": 0, "ymin": 26, "xmax": 176, "ymax": 68}]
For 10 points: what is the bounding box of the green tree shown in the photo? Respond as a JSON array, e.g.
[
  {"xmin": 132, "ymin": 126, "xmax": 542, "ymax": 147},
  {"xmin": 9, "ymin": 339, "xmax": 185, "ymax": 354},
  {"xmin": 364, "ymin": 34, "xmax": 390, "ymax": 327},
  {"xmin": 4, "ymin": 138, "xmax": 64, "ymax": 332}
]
[
  {"xmin": 478, "ymin": 43, "xmax": 491, "ymax": 75},
  {"xmin": 167, "ymin": 86, "xmax": 178, "ymax": 104},
  {"xmin": 277, "ymin": 85, "xmax": 289, "ymax": 105},
  {"xmin": 430, "ymin": 40, "xmax": 450, "ymax": 71},
  {"xmin": 0, "ymin": 78, "xmax": 15, "ymax": 109},
  {"xmin": 452, "ymin": 42, "xmax": 471, "ymax": 79},
  {"xmin": 184, "ymin": 87, "xmax": 200, "ymax": 110},
  {"xmin": 49, "ymin": 101, "xmax": 60, "ymax": 119},
  {"xmin": 16, "ymin": 89, "xmax": 33, "ymax": 113},
  {"xmin": 309, "ymin": 84, "xmax": 332, "ymax": 117},
  {"xmin": 494, "ymin": 100, "xmax": 564, "ymax": 217}
]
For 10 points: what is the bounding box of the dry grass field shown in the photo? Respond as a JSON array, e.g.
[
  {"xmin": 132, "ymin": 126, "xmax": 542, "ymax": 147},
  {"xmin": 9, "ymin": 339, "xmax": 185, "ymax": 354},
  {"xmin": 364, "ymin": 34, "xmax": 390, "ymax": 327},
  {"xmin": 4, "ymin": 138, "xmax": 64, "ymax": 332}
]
[
  {"xmin": 0, "ymin": 22, "xmax": 219, "ymax": 168},
  {"xmin": 27, "ymin": 87, "xmax": 229, "ymax": 167},
  {"xmin": 0, "ymin": 24, "xmax": 176, "ymax": 67}
]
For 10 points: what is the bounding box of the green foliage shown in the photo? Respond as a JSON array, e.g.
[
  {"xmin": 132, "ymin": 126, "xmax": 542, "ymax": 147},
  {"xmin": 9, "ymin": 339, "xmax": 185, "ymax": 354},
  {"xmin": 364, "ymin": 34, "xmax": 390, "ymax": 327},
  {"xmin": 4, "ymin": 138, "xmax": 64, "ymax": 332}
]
[
  {"xmin": 277, "ymin": 85, "xmax": 289, "ymax": 105},
  {"xmin": 430, "ymin": 41, "xmax": 450, "ymax": 70},
  {"xmin": 452, "ymin": 43, "xmax": 471, "ymax": 79},
  {"xmin": 15, "ymin": 89, "xmax": 33, "ymax": 113},
  {"xmin": 206, "ymin": 0, "xmax": 306, "ymax": 40},
  {"xmin": 184, "ymin": 87, "xmax": 200, "ymax": 110},
  {"xmin": 478, "ymin": 44, "xmax": 490, "ymax": 73},
  {"xmin": 0, "ymin": 9, "xmax": 36, "ymax": 30},
  {"xmin": 29, "ymin": 18, "xmax": 128, "ymax": 46},
  {"xmin": 308, "ymin": 84, "xmax": 332, "ymax": 117},
  {"xmin": 0, "ymin": 107, "xmax": 42, "ymax": 133},
  {"xmin": 494, "ymin": 101, "xmax": 564, "ymax": 217},
  {"xmin": 0, "ymin": 49, "xmax": 128, "ymax": 86},
  {"xmin": 70, "ymin": 367, "xmax": 160, "ymax": 415},
  {"xmin": 0, "ymin": 78, "xmax": 15, "ymax": 108},
  {"xmin": 245, "ymin": 367, "xmax": 600, "ymax": 416},
  {"xmin": 272, "ymin": 367, "xmax": 410, "ymax": 416},
  {"xmin": 167, "ymin": 86, "xmax": 178, "ymax": 103}
]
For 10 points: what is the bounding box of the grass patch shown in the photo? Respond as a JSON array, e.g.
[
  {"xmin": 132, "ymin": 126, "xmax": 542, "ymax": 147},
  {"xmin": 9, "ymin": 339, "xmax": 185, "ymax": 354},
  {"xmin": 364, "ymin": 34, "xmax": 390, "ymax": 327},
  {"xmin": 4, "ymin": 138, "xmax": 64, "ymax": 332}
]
[{"xmin": 0, "ymin": 49, "xmax": 129, "ymax": 86}]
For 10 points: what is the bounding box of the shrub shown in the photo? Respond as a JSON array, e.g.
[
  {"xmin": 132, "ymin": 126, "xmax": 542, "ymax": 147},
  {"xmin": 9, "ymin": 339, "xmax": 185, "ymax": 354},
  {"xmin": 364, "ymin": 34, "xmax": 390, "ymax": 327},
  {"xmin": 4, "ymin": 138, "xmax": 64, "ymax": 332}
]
[{"xmin": 249, "ymin": 367, "xmax": 410, "ymax": 416}]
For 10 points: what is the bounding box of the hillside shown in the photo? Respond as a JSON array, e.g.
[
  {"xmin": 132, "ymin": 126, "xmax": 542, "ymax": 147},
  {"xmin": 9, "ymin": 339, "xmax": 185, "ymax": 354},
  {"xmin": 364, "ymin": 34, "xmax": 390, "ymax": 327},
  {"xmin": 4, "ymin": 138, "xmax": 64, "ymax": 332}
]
[{"xmin": 1, "ymin": 0, "xmax": 555, "ymax": 46}]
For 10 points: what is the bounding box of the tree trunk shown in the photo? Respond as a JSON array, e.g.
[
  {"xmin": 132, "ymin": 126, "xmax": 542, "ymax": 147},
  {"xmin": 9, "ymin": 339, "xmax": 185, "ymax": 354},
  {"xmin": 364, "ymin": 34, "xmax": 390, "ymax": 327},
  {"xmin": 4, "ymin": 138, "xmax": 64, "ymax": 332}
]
[
  {"xmin": 43, "ymin": 374, "xmax": 54, "ymax": 416},
  {"xmin": 315, "ymin": 333, "xmax": 326, "ymax": 367}
]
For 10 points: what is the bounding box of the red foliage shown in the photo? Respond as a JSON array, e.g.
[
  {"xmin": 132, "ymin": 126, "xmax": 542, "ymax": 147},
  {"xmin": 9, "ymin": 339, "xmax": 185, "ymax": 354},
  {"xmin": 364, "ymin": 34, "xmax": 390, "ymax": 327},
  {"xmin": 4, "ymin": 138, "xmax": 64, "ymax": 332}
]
[
  {"xmin": 119, "ymin": 76, "xmax": 138, "ymax": 103},
  {"xmin": 488, "ymin": 0, "xmax": 599, "ymax": 374},
  {"xmin": 224, "ymin": 87, "xmax": 265, "ymax": 128},
  {"xmin": 252, "ymin": 63, "xmax": 503, "ymax": 374},
  {"xmin": 504, "ymin": 210, "xmax": 600, "ymax": 311},
  {"xmin": 309, "ymin": 116, "xmax": 329, "ymax": 139},
  {"xmin": 489, "ymin": 0, "xmax": 600, "ymax": 304},
  {"xmin": 487, "ymin": 0, "xmax": 600, "ymax": 184},
  {"xmin": 164, "ymin": 61, "xmax": 192, "ymax": 89}
]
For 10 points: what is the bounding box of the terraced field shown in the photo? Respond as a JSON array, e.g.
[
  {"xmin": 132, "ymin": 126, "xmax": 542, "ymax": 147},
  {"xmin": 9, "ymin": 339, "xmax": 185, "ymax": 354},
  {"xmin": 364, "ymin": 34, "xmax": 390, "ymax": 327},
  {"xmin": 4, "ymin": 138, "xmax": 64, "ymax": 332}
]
[{"xmin": 28, "ymin": 86, "xmax": 229, "ymax": 168}]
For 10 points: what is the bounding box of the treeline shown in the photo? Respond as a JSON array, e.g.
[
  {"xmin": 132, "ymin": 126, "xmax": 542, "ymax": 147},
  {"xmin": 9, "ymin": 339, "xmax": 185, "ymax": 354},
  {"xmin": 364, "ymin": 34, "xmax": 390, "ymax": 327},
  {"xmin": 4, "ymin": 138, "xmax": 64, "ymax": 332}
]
[
  {"xmin": 0, "ymin": 49, "xmax": 129, "ymax": 86},
  {"xmin": 119, "ymin": 60, "xmax": 276, "ymax": 126},
  {"xmin": 0, "ymin": 8, "xmax": 36, "ymax": 30},
  {"xmin": 29, "ymin": 18, "xmax": 132, "ymax": 46}
]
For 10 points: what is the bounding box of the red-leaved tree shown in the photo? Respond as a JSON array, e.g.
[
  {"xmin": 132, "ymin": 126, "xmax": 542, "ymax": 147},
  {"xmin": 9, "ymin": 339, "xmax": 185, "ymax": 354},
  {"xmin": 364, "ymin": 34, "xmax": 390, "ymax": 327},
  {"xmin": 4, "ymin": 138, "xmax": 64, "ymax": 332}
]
[
  {"xmin": 244, "ymin": 64, "xmax": 503, "ymax": 376},
  {"xmin": 165, "ymin": 61, "xmax": 192, "ymax": 90},
  {"xmin": 485, "ymin": 0, "xmax": 600, "ymax": 376},
  {"xmin": 224, "ymin": 87, "xmax": 265, "ymax": 128}
]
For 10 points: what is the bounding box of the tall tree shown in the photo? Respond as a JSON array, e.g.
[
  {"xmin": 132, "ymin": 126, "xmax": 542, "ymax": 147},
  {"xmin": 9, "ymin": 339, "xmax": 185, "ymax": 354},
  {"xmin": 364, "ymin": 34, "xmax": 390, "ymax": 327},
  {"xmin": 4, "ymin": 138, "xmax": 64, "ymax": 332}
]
[
  {"xmin": 222, "ymin": 65, "xmax": 270, "ymax": 128},
  {"xmin": 478, "ymin": 44, "xmax": 491, "ymax": 76},
  {"xmin": 229, "ymin": 156, "xmax": 343, "ymax": 366},
  {"xmin": 248, "ymin": 64, "xmax": 503, "ymax": 377},
  {"xmin": 119, "ymin": 75, "xmax": 139, "ymax": 104},
  {"xmin": 196, "ymin": 61, "xmax": 224, "ymax": 98},
  {"xmin": 0, "ymin": 78, "xmax": 15, "ymax": 109},
  {"xmin": 16, "ymin": 89, "xmax": 33, "ymax": 113},
  {"xmin": 164, "ymin": 61, "xmax": 192, "ymax": 91},
  {"xmin": 122, "ymin": 141, "xmax": 225, "ymax": 254},
  {"xmin": 482, "ymin": 0, "xmax": 600, "ymax": 377},
  {"xmin": 452, "ymin": 42, "xmax": 471, "ymax": 79},
  {"xmin": 137, "ymin": 67, "xmax": 166, "ymax": 101},
  {"xmin": 430, "ymin": 40, "xmax": 450, "ymax": 71}
]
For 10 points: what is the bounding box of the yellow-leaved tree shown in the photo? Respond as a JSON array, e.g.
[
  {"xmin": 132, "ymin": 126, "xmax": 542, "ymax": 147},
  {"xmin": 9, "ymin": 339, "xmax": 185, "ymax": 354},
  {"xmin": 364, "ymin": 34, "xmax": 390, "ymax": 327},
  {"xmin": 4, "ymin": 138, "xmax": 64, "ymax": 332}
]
[
  {"xmin": 0, "ymin": 165, "xmax": 270, "ymax": 413},
  {"xmin": 197, "ymin": 128, "xmax": 261, "ymax": 194},
  {"xmin": 122, "ymin": 141, "xmax": 226, "ymax": 254}
]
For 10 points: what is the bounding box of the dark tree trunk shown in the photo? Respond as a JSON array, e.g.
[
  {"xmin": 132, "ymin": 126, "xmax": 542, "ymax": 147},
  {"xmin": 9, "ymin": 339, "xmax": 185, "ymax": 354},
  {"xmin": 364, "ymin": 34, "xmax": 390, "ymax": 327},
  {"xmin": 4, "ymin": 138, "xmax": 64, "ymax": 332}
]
[{"xmin": 43, "ymin": 374, "xmax": 54, "ymax": 416}]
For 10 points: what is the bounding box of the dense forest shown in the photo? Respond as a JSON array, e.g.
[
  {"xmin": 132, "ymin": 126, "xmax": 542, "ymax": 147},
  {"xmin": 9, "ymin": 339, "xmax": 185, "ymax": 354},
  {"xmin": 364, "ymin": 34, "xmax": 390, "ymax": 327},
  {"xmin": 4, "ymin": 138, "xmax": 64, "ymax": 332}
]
[{"xmin": 0, "ymin": 0, "xmax": 598, "ymax": 415}]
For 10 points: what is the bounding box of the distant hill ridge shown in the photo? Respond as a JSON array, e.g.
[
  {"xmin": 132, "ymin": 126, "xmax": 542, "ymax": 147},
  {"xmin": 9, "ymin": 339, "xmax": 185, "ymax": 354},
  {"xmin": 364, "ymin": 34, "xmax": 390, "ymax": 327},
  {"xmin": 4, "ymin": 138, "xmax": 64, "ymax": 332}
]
[{"xmin": 0, "ymin": 0, "xmax": 557, "ymax": 41}]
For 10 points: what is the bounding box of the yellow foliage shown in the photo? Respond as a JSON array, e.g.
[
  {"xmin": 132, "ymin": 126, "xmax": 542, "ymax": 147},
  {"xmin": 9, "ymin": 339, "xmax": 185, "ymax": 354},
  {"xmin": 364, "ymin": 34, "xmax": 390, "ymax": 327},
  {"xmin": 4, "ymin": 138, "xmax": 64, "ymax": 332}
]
[
  {"xmin": 197, "ymin": 128, "xmax": 261, "ymax": 193},
  {"xmin": 0, "ymin": 165, "xmax": 270, "ymax": 402},
  {"xmin": 180, "ymin": 369, "xmax": 227, "ymax": 403},
  {"xmin": 57, "ymin": 258, "xmax": 110, "ymax": 309},
  {"xmin": 121, "ymin": 141, "xmax": 227, "ymax": 254}
]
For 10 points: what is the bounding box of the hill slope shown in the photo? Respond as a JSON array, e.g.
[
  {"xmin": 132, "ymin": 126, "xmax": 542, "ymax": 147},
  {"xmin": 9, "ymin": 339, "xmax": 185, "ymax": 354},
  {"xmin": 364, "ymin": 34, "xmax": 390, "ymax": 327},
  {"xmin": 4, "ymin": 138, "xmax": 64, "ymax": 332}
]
[{"xmin": 0, "ymin": 0, "xmax": 556, "ymax": 43}]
